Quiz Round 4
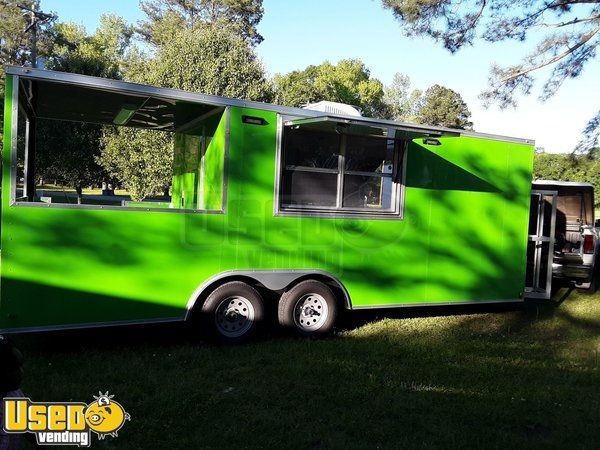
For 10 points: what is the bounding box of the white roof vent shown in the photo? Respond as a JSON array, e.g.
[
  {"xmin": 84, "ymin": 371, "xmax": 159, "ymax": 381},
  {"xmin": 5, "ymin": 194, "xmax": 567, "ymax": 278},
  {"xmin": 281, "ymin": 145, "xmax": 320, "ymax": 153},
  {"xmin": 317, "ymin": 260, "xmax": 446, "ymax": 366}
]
[{"xmin": 302, "ymin": 101, "xmax": 362, "ymax": 117}]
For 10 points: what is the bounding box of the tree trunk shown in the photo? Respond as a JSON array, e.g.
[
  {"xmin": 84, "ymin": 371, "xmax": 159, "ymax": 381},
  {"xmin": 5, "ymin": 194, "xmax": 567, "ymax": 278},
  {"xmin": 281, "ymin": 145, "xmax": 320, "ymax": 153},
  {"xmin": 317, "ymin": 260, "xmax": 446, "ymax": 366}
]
[{"xmin": 76, "ymin": 186, "xmax": 83, "ymax": 205}]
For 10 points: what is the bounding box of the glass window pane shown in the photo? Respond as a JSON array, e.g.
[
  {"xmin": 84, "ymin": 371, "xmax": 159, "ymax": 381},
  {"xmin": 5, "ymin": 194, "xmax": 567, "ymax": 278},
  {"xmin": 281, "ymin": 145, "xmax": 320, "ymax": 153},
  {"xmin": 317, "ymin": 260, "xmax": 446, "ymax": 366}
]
[
  {"xmin": 345, "ymin": 136, "xmax": 394, "ymax": 173},
  {"xmin": 343, "ymin": 174, "xmax": 394, "ymax": 210},
  {"xmin": 284, "ymin": 127, "xmax": 340, "ymax": 169},
  {"xmin": 281, "ymin": 170, "xmax": 338, "ymax": 207}
]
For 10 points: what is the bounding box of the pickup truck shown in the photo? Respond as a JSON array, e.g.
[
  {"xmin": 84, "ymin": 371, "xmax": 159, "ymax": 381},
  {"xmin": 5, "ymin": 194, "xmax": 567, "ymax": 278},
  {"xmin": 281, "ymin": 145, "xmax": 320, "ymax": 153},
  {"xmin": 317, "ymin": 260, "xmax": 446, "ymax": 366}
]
[{"xmin": 532, "ymin": 181, "xmax": 599, "ymax": 291}]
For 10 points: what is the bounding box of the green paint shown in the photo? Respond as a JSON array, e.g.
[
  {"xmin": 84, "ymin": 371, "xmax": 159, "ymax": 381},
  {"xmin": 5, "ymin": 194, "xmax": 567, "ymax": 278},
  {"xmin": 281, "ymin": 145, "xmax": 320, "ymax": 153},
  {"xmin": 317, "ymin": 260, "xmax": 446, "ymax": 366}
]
[
  {"xmin": 171, "ymin": 110, "xmax": 226, "ymax": 210},
  {"xmin": 201, "ymin": 112, "xmax": 226, "ymax": 211},
  {"xmin": 172, "ymin": 132, "xmax": 202, "ymax": 209},
  {"xmin": 0, "ymin": 74, "xmax": 535, "ymax": 331}
]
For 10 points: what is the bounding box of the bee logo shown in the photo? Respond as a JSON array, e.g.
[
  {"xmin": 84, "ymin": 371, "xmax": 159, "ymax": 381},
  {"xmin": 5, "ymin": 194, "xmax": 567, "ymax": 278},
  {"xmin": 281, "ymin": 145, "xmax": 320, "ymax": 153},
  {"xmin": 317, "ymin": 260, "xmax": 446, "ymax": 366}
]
[{"xmin": 84, "ymin": 392, "xmax": 130, "ymax": 440}]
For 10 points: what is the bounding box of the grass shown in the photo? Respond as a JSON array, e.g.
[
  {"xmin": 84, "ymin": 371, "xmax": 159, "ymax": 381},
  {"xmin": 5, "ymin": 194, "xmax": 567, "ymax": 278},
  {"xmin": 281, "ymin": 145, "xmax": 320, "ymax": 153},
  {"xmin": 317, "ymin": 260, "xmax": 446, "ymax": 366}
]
[
  {"xmin": 30, "ymin": 185, "xmax": 132, "ymax": 197},
  {"xmin": 19, "ymin": 185, "xmax": 170, "ymax": 206},
  {"xmin": 12, "ymin": 286, "xmax": 600, "ymax": 449}
]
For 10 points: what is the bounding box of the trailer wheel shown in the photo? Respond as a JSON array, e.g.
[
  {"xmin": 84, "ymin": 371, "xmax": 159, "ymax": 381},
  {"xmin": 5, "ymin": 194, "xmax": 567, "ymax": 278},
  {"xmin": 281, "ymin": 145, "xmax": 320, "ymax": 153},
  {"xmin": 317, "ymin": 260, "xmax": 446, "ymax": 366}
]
[
  {"xmin": 200, "ymin": 281, "xmax": 265, "ymax": 344},
  {"xmin": 278, "ymin": 280, "xmax": 338, "ymax": 337}
]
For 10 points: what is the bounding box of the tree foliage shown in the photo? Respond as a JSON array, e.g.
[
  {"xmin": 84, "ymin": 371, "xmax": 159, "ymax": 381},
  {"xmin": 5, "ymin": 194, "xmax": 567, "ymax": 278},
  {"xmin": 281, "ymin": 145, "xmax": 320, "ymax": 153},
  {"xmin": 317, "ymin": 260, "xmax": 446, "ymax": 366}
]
[
  {"xmin": 99, "ymin": 128, "xmax": 173, "ymax": 202},
  {"xmin": 415, "ymin": 84, "xmax": 473, "ymax": 129},
  {"xmin": 0, "ymin": 0, "xmax": 56, "ymax": 67},
  {"xmin": 273, "ymin": 59, "xmax": 388, "ymax": 118},
  {"xmin": 381, "ymin": 0, "xmax": 600, "ymax": 148},
  {"xmin": 534, "ymin": 149, "xmax": 600, "ymax": 204},
  {"xmin": 0, "ymin": 0, "xmax": 56, "ymax": 153},
  {"xmin": 142, "ymin": 25, "xmax": 272, "ymax": 100},
  {"xmin": 383, "ymin": 72, "xmax": 423, "ymax": 122},
  {"xmin": 138, "ymin": 0, "xmax": 264, "ymax": 46},
  {"xmin": 274, "ymin": 63, "xmax": 472, "ymax": 128},
  {"xmin": 46, "ymin": 14, "xmax": 133, "ymax": 78},
  {"xmin": 36, "ymin": 120, "xmax": 105, "ymax": 203},
  {"xmin": 575, "ymin": 111, "xmax": 600, "ymax": 153},
  {"xmin": 35, "ymin": 15, "xmax": 134, "ymax": 202},
  {"xmin": 99, "ymin": 25, "xmax": 272, "ymax": 201}
]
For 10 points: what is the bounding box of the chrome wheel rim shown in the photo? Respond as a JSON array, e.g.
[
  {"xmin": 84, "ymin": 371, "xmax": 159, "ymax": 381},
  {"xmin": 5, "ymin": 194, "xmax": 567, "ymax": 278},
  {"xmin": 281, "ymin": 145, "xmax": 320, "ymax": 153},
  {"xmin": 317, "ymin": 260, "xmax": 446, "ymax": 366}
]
[
  {"xmin": 294, "ymin": 293, "xmax": 328, "ymax": 331},
  {"xmin": 215, "ymin": 296, "xmax": 255, "ymax": 338}
]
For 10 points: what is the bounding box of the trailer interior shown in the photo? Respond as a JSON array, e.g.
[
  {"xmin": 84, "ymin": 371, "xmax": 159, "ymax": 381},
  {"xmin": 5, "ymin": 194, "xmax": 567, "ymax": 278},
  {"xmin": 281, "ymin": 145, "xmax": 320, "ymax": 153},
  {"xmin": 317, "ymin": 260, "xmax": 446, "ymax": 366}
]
[{"xmin": 15, "ymin": 75, "xmax": 228, "ymax": 210}]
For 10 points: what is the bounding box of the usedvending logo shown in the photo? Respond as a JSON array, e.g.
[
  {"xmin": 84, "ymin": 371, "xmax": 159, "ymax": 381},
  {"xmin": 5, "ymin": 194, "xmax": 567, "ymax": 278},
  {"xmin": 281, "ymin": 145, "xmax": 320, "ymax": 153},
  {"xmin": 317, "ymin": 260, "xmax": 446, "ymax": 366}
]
[{"xmin": 2, "ymin": 392, "xmax": 130, "ymax": 447}]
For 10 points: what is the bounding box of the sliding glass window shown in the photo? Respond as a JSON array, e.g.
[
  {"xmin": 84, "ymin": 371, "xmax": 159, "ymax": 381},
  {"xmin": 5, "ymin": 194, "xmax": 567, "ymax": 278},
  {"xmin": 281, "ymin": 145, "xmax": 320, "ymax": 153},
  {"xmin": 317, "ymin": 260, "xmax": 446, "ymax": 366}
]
[{"xmin": 279, "ymin": 125, "xmax": 404, "ymax": 217}]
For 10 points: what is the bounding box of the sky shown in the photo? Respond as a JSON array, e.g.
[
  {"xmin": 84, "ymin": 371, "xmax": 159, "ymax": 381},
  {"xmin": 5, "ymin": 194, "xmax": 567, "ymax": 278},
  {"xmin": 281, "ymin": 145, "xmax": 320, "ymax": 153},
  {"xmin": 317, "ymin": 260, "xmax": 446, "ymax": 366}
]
[{"xmin": 43, "ymin": 0, "xmax": 600, "ymax": 153}]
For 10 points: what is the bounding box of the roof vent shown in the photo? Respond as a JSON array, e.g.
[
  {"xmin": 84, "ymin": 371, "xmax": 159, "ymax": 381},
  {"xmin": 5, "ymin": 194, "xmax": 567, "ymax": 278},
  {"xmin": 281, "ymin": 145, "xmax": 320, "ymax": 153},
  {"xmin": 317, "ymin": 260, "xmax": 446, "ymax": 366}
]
[{"xmin": 302, "ymin": 101, "xmax": 362, "ymax": 117}]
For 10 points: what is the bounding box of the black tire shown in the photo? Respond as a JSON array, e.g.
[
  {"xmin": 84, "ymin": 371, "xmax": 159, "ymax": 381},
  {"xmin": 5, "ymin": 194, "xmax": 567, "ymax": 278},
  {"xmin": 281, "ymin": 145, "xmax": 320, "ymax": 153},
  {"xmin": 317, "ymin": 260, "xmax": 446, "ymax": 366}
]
[
  {"xmin": 199, "ymin": 281, "xmax": 265, "ymax": 344},
  {"xmin": 278, "ymin": 280, "xmax": 338, "ymax": 337}
]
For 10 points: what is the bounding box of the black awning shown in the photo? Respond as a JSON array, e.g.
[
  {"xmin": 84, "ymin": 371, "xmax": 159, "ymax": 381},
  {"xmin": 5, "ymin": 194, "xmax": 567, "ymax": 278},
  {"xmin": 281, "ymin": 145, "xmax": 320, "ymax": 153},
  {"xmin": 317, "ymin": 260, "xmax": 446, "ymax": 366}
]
[
  {"xmin": 19, "ymin": 77, "xmax": 219, "ymax": 132},
  {"xmin": 283, "ymin": 116, "xmax": 461, "ymax": 140}
]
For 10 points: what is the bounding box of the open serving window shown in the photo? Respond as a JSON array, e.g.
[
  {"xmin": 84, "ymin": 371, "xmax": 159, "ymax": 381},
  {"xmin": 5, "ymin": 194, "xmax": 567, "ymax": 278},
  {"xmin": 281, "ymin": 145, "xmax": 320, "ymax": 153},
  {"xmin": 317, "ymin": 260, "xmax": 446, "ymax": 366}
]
[
  {"xmin": 276, "ymin": 115, "xmax": 454, "ymax": 219},
  {"xmin": 10, "ymin": 71, "xmax": 229, "ymax": 212}
]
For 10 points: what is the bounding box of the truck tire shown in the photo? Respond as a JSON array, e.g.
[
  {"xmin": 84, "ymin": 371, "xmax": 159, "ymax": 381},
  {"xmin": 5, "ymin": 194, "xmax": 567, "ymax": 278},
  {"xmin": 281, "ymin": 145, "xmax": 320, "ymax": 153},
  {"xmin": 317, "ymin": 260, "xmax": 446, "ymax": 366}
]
[
  {"xmin": 200, "ymin": 281, "xmax": 265, "ymax": 344},
  {"xmin": 278, "ymin": 280, "xmax": 338, "ymax": 337}
]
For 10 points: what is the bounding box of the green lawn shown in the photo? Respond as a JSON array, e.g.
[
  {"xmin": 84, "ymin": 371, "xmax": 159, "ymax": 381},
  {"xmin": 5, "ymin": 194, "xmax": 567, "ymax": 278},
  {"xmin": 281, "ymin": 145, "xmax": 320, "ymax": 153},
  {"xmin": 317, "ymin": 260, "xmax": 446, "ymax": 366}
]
[
  {"xmin": 12, "ymin": 287, "xmax": 600, "ymax": 449},
  {"xmin": 35, "ymin": 185, "xmax": 131, "ymax": 196}
]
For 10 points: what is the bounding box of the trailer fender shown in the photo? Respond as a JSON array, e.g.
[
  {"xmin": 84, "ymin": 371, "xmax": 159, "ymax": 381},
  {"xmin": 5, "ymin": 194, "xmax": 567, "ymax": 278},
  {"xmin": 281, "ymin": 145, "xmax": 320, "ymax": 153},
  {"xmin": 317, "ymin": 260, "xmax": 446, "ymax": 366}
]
[{"xmin": 184, "ymin": 270, "xmax": 352, "ymax": 320}]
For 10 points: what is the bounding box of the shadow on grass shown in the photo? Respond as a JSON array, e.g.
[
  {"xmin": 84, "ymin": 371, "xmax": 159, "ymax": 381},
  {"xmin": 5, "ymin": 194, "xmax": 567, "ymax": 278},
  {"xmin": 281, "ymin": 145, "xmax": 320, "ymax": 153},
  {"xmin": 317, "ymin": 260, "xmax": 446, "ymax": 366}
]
[
  {"xmin": 9, "ymin": 284, "xmax": 588, "ymax": 354},
  {"xmin": 9, "ymin": 288, "xmax": 600, "ymax": 449},
  {"xmin": 10, "ymin": 301, "xmax": 528, "ymax": 352}
]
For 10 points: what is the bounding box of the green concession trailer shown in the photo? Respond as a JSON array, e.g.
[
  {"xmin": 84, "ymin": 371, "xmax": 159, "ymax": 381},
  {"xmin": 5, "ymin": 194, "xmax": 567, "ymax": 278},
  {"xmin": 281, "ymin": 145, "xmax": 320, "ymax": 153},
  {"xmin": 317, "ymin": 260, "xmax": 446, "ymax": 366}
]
[{"xmin": 0, "ymin": 66, "xmax": 541, "ymax": 342}]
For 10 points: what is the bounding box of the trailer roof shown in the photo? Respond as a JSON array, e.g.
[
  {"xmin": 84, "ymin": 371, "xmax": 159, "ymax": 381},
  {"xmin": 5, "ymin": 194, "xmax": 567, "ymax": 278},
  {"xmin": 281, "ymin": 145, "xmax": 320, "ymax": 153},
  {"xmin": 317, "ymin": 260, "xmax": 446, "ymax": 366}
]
[
  {"xmin": 533, "ymin": 180, "xmax": 594, "ymax": 189},
  {"xmin": 5, "ymin": 65, "xmax": 535, "ymax": 145}
]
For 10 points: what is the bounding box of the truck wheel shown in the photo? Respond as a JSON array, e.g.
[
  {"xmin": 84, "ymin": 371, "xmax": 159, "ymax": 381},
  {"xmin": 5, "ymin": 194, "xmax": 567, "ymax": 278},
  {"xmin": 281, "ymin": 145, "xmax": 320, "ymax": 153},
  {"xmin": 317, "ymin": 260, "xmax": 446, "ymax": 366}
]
[
  {"xmin": 200, "ymin": 281, "xmax": 265, "ymax": 344},
  {"xmin": 278, "ymin": 280, "xmax": 338, "ymax": 337}
]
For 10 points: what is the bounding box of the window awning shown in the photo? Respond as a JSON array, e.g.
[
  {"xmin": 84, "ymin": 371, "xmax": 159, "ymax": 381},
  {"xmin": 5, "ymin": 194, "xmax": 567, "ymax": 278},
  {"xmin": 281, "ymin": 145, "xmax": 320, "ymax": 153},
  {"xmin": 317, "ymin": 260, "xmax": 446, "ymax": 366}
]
[
  {"xmin": 283, "ymin": 116, "xmax": 461, "ymax": 140},
  {"xmin": 18, "ymin": 77, "xmax": 219, "ymax": 132}
]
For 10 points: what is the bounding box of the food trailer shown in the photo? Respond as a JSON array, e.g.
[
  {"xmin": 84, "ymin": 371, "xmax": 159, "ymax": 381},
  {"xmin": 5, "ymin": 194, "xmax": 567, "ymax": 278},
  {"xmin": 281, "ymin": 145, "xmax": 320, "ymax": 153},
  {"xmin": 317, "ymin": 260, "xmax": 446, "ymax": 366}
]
[{"xmin": 0, "ymin": 66, "xmax": 580, "ymax": 343}]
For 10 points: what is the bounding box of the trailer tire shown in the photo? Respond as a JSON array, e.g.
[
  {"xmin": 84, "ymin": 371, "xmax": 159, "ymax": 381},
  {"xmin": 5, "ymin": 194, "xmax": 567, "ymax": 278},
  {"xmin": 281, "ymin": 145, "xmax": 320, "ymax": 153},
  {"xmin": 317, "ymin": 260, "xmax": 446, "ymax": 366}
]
[
  {"xmin": 200, "ymin": 281, "xmax": 265, "ymax": 344},
  {"xmin": 278, "ymin": 280, "xmax": 338, "ymax": 337}
]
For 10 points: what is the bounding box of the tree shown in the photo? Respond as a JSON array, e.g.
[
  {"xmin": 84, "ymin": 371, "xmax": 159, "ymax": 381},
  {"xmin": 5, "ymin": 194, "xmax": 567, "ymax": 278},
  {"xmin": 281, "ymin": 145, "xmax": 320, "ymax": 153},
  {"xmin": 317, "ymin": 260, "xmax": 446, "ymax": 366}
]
[
  {"xmin": 142, "ymin": 25, "xmax": 272, "ymax": 100},
  {"xmin": 381, "ymin": 0, "xmax": 600, "ymax": 149},
  {"xmin": 138, "ymin": 0, "xmax": 264, "ymax": 46},
  {"xmin": 385, "ymin": 73, "xmax": 472, "ymax": 128},
  {"xmin": 414, "ymin": 84, "xmax": 473, "ymax": 129},
  {"xmin": 36, "ymin": 120, "xmax": 105, "ymax": 204},
  {"xmin": 99, "ymin": 129, "xmax": 172, "ymax": 202},
  {"xmin": 0, "ymin": 0, "xmax": 56, "ymax": 66},
  {"xmin": 46, "ymin": 14, "xmax": 133, "ymax": 78},
  {"xmin": 534, "ymin": 149, "xmax": 600, "ymax": 204},
  {"xmin": 575, "ymin": 111, "xmax": 600, "ymax": 153},
  {"xmin": 274, "ymin": 59, "xmax": 388, "ymax": 118},
  {"xmin": 98, "ymin": 25, "xmax": 273, "ymax": 201},
  {"xmin": 384, "ymin": 72, "xmax": 423, "ymax": 122},
  {"xmin": 35, "ymin": 15, "xmax": 134, "ymax": 203},
  {"xmin": 0, "ymin": 0, "xmax": 56, "ymax": 153}
]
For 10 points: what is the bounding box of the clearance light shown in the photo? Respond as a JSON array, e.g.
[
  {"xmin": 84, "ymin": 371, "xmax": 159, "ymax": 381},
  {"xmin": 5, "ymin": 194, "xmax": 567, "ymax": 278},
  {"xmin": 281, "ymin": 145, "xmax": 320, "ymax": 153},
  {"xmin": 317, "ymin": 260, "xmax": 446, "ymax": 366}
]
[
  {"xmin": 423, "ymin": 138, "xmax": 441, "ymax": 146},
  {"xmin": 242, "ymin": 115, "xmax": 267, "ymax": 126}
]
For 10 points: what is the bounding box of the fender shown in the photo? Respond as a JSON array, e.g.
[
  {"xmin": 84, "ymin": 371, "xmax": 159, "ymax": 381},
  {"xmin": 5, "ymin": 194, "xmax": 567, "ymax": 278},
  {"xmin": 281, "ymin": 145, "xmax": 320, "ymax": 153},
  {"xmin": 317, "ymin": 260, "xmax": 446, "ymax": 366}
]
[{"xmin": 184, "ymin": 270, "xmax": 352, "ymax": 319}]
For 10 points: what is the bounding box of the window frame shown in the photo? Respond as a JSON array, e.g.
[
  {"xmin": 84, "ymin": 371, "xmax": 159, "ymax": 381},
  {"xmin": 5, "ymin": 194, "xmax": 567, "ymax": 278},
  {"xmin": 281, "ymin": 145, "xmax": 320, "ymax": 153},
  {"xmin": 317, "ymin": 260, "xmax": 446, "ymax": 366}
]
[
  {"xmin": 8, "ymin": 74, "xmax": 230, "ymax": 215},
  {"xmin": 274, "ymin": 114, "xmax": 406, "ymax": 220}
]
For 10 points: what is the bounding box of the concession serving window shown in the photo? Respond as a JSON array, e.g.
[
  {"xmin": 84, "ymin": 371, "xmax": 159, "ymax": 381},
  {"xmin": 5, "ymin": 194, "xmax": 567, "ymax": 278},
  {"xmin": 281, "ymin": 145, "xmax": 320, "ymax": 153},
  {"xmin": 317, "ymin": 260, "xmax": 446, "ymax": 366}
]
[{"xmin": 276, "ymin": 116, "xmax": 423, "ymax": 218}]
